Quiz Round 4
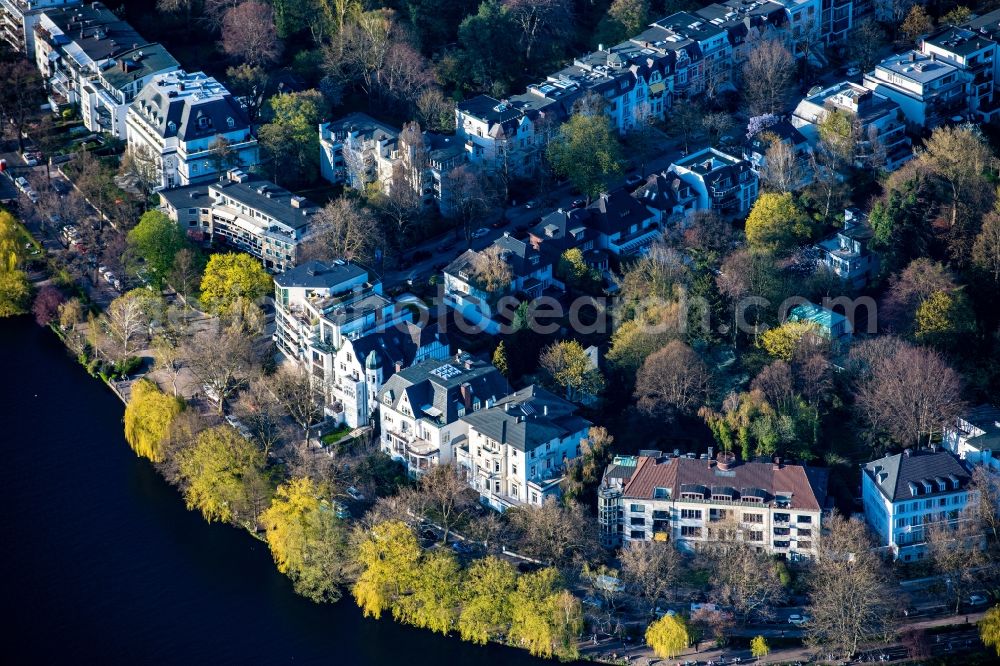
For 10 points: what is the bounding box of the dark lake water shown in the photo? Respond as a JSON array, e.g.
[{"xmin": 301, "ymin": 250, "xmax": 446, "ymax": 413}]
[{"xmin": 0, "ymin": 316, "xmax": 561, "ymax": 665}]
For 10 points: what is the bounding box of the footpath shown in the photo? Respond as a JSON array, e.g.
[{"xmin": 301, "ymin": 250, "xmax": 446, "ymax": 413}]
[{"xmin": 578, "ymin": 610, "xmax": 988, "ymax": 665}]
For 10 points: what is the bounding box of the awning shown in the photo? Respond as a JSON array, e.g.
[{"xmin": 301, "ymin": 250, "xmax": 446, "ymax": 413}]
[{"xmin": 649, "ymin": 81, "xmax": 666, "ymax": 94}]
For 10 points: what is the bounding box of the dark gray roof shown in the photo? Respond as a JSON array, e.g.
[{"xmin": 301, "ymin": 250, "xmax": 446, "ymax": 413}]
[
  {"xmin": 863, "ymin": 450, "xmax": 971, "ymax": 503},
  {"xmin": 346, "ymin": 323, "xmax": 448, "ymax": 371},
  {"xmin": 211, "ymin": 177, "xmax": 318, "ymax": 228},
  {"xmin": 322, "ymin": 112, "xmax": 399, "ymax": 143},
  {"xmin": 959, "ymin": 404, "xmax": 1000, "ymax": 449},
  {"xmin": 131, "ymin": 71, "xmax": 250, "ymax": 141},
  {"xmin": 461, "ymin": 385, "xmax": 591, "ymax": 452},
  {"xmin": 100, "ymin": 43, "xmax": 179, "ymax": 91},
  {"xmin": 377, "ymin": 354, "xmax": 509, "ymax": 426},
  {"xmin": 44, "ymin": 3, "xmax": 144, "ymax": 63},
  {"xmin": 273, "ymin": 260, "xmax": 367, "ymax": 289},
  {"xmin": 583, "ymin": 188, "xmax": 654, "ymax": 236}
]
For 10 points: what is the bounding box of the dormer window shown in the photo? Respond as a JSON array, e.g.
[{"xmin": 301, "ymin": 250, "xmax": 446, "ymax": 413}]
[
  {"xmin": 197, "ymin": 113, "xmax": 209, "ymax": 130},
  {"xmin": 226, "ymin": 117, "xmax": 235, "ymax": 129},
  {"xmin": 167, "ymin": 120, "xmax": 176, "ymax": 133}
]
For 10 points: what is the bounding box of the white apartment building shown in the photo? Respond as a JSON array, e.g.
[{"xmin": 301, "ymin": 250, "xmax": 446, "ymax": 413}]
[
  {"xmin": 862, "ymin": 448, "xmax": 976, "ymax": 561},
  {"xmin": 598, "ymin": 451, "xmax": 830, "ymax": 560},
  {"xmin": 328, "ymin": 324, "xmax": 449, "ymax": 429},
  {"xmin": 458, "ymin": 386, "xmax": 592, "ymax": 511},
  {"xmin": 666, "ymin": 148, "xmax": 759, "ymax": 217},
  {"xmin": 443, "ymin": 233, "xmax": 562, "ymax": 334},
  {"xmin": 813, "ymin": 207, "xmax": 879, "ymax": 288},
  {"xmin": 377, "ymin": 353, "xmax": 510, "ymax": 476},
  {"xmin": 32, "ymin": 3, "xmax": 178, "ymax": 137},
  {"xmin": 126, "ymin": 70, "xmax": 258, "ymax": 189},
  {"xmin": 273, "ymin": 259, "xmax": 401, "ymax": 366},
  {"xmin": 319, "ymin": 112, "xmax": 467, "ymax": 213},
  {"xmin": 158, "ymin": 169, "xmax": 317, "ymax": 273},
  {"xmin": 792, "ymin": 81, "xmax": 913, "ymax": 171},
  {"xmin": 943, "ymin": 404, "xmax": 1000, "ymax": 475},
  {"xmin": 0, "ymin": 0, "xmax": 78, "ymax": 55},
  {"xmin": 919, "ymin": 26, "xmax": 1000, "ymax": 124},
  {"xmin": 862, "ymin": 51, "xmax": 966, "ymax": 129}
]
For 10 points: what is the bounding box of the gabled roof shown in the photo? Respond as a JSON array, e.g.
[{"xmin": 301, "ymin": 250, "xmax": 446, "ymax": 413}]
[
  {"xmin": 461, "ymin": 385, "xmax": 591, "ymax": 452},
  {"xmin": 583, "ymin": 188, "xmax": 654, "ymax": 235},
  {"xmin": 377, "ymin": 354, "xmax": 510, "ymax": 426},
  {"xmin": 130, "ymin": 70, "xmax": 250, "ymax": 142},
  {"xmin": 863, "ymin": 449, "xmax": 971, "ymax": 502},
  {"xmin": 344, "ymin": 323, "xmax": 448, "ymax": 373}
]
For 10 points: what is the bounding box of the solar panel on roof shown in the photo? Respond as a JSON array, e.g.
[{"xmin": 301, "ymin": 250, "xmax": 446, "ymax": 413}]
[{"xmin": 430, "ymin": 364, "xmax": 461, "ymax": 380}]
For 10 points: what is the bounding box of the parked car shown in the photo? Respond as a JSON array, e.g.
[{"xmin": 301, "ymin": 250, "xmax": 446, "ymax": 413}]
[
  {"xmin": 21, "ymin": 152, "xmax": 38, "ymax": 167},
  {"xmin": 471, "ymin": 227, "xmax": 489, "ymax": 239},
  {"xmin": 331, "ymin": 501, "xmax": 351, "ymax": 519},
  {"xmin": 345, "ymin": 486, "xmax": 365, "ymax": 501},
  {"xmin": 845, "ymin": 66, "xmax": 861, "ymax": 77},
  {"xmin": 26, "ymin": 189, "xmax": 38, "ymax": 204},
  {"xmin": 14, "ymin": 176, "xmax": 29, "ymax": 192},
  {"xmin": 968, "ymin": 593, "xmax": 988, "ymax": 606},
  {"xmin": 788, "ymin": 614, "xmax": 810, "ymax": 626},
  {"xmin": 203, "ymin": 383, "xmax": 221, "ymax": 404},
  {"xmin": 103, "ymin": 271, "xmax": 116, "ymax": 284},
  {"xmin": 624, "ymin": 174, "xmax": 644, "ymax": 191},
  {"xmin": 570, "ymin": 198, "xmax": 586, "ymax": 209}
]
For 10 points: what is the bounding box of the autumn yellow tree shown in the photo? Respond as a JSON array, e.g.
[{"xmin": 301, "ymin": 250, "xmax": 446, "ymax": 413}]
[
  {"xmin": 509, "ymin": 568, "xmax": 583, "ymax": 660},
  {"xmin": 901, "ymin": 6, "xmax": 933, "ymax": 43},
  {"xmin": 261, "ymin": 477, "xmax": 349, "ymax": 602},
  {"xmin": 981, "ymin": 605, "xmax": 1000, "ymax": 656},
  {"xmin": 394, "ymin": 549, "xmax": 462, "ymax": 635},
  {"xmin": 539, "ymin": 339, "xmax": 604, "ymax": 401},
  {"xmin": 646, "ymin": 613, "xmax": 689, "ymax": 659},
  {"xmin": 459, "ymin": 557, "xmax": 518, "ymax": 644},
  {"xmin": 199, "ymin": 252, "xmax": 273, "ymax": 313},
  {"xmin": 352, "ymin": 520, "xmax": 422, "ymax": 619},
  {"xmin": 751, "ymin": 635, "xmax": 770, "ymax": 659},
  {"xmin": 177, "ymin": 425, "xmax": 272, "ymax": 528},
  {"xmin": 123, "ymin": 379, "xmax": 184, "ymax": 462},
  {"xmin": 760, "ymin": 320, "xmax": 820, "ymax": 360},
  {"xmin": 744, "ymin": 192, "xmax": 811, "ymax": 253}
]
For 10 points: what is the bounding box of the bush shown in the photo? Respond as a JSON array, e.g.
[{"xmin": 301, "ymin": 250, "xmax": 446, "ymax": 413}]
[
  {"xmin": 110, "ymin": 356, "xmax": 142, "ymax": 378},
  {"xmin": 61, "ymin": 108, "xmax": 76, "ymax": 120}
]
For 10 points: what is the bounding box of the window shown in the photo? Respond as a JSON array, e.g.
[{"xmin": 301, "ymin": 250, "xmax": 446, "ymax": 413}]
[
  {"xmin": 749, "ymin": 531, "xmax": 763, "ymax": 542},
  {"xmin": 774, "ymin": 527, "xmax": 790, "ymax": 536},
  {"xmin": 630, "ymin": 504, "xmax": 645, "ymax": 513},
  {"xmin": 743, "ymin": 513, "xmax": 763, "ymax": 524},
  {"xmin": 493, "ymin": 460, "xmax": 500, "ymax": 473},
  {"xmin": 630, "ymin": 530, "xmax": 645, "ymax": 539},
  {"xmin": 680, "ymin": 526, "xmax": 702, "ymax": 537},
  {"xmin": 681, "ymin": 509, "xmax": 702, "ymax": 520},
  {"xmin": 774, "ymin": 513, "xmax": 790, "ymax": 523},
  {"xmin": 798, "ymin": 540, "xmax": 812, "ymax": 549},
  {"xmin": 226, "ymin": 117, "xmax": 235, "ymax": 129},
  {"xmin": 630, "ymin": 517, "xmax": 645, "ymax": 526},
  {"xmin": 796, "ymin": 515, "xmax": 812, "ymax": 524},
  {"xmin": 512, "ymin": 463, "xmax": 517, "ymax": 476},
  {"xmin": 531, "ymin": 492, "xmax": 538, "ymax": 503}
]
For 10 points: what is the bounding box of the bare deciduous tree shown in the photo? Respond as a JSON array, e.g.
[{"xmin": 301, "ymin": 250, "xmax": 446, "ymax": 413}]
[
  {"xmin": 103, "ymin": 290, "xmax": 162, "ymax": 359},
  {"xmin": 270, "ymin": 363, "xmax": 325, "ymax": 447},
  {"xmin": 634, "ymin": 340, "xmax": 710, "ymax": 419},
  {"xmin": 414, "ymin": 463, "xmax": 478, "ymax": 544},
  {"xmin": 926, "ymin": 507, "xmax": 988, "ymax": 613},
  {"xmin": 504, "ymin": 0, "xmax": 572, "ymax": 63},
  {"xmin": 445, "ymin": 164, "xmax": 492, "ymax": 239},
  {"xmin": 234, "ymin": 376, "xmax": 288, "ymax": 459},
  {"xmin": 221, "ymin": 1, "xmax": 282, "ymax": 66},
  {"xmin": 184, "ymin": 323, "xmax": 256, "ymax": 415},
  {"xmin": 759, "ymin": 134, "xmax": 803, "ymax": 193},
  {"xmin": 471, "ymin": 245, "xmax": 514, "ymax": 295},
  {"xmin": 300, "ymin": 198, "xmax": 383, "ymax": 265},
  {"xmin": 742, "ymin": 39, "xmax": 795, "ymax": 116},
  {"xmin": 507, "ymin": 498, "xmax": 599, "ymax": 567},
  {"xmin": 704, "ymin": 531, "xmax": 787, "ymax": 621},
  {"xmin": 855, "ymin": 342, "xmax": 963, "ymax": 447},
  {"xmin": 806, "ymin": 514, "xmax": 897, "ymax": 659},
  {"xmin": 619, "ymin": 540, "xmax": 684, "ymax": 614}
]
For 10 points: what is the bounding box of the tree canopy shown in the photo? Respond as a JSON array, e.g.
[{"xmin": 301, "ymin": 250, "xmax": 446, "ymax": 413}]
[
  {"xmin": 123, "ymin": 379, "xmax": 184, "ymax": 462},
  {"xmin": 127, "ymin": 210, "xmax": 187, "ymax": 288},
  {"xmin": 546, "ymin": 113, "xmax": 623, "ymax": 200},
  {"xmin": 199, "ymin": 253, "xmax": 273, "ymax": 313},
  {"xmin": 646, "ymin": 613, "xmax": 689, "ymax": 659},
  {"xmin": 744, "ymin": 192, "xmax": 811, "ymax": 253},
  {"xmin": 261, "ymin": 477, "xmax": 350, "ymax": 602}
]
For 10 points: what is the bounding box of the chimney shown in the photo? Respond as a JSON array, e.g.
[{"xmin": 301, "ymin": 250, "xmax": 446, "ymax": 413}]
[
  {"xmin": 910, "ymin": 52, "xmax": 917, "ymax": 62},
  {"xmin": 501, "ymin": 420, "xmax": 507, "ymax": 443},
  {"xmin": 394, "ymin": 361, "xmax": 402, "ymax": 373},
  {"xmin": 773, "ymin": 456, "xmax": 783, "ymax": 470},
  {"xmin": 460, "ymin": 383, "xmax": 472, "ymax": 411},
  {"xmin": 464, "ymin": 357, "xmax": 473, "ymax": 370},
  {"xmin": 904, "ymin": 448, "xmax": 912, "ymax": 457}
]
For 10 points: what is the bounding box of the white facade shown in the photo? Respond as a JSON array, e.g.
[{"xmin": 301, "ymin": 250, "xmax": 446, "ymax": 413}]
[
  {"xmin": 943, "ymin": 405, "xmax": 1000, "ymax": 475},
  {"xmin": 863, "ymin": 51, "xmax": 966, "ymax": 129},
  {"xmin": 667, "ymin": 148, "xmax": 759, "ymax": 217},
  {"xmin": 0, "ymin": 0, "xmax": 79, "ymax": 55},
  {"xmin": 861, "ymin": 449, "xmax": 976, "ymax": 561},
  {"xmin": 126, "ymin": 70, "xmax": 258, "ymax": 189},
  {"xmin": 598, "ymin": 453, "xmax": 828, "ymax": 559}
]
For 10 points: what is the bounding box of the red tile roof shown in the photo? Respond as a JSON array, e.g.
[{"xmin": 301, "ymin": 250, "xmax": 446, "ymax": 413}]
[{"xmin": 622, "ymin": 456, "xmax": 828, "ymax": 511}]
